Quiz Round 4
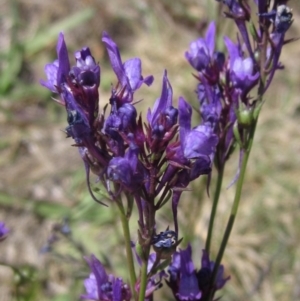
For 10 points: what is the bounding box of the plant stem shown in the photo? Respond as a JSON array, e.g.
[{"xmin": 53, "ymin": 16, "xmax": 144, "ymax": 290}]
[
  {"xmin": 209, "ymin": 121, "xmax": 257, "ymax": 300},
  {"xmin": 117, "ymin": 202, "xmax": 137, "ymax": 299},
  {"xmin": 206, "ymin": 166, "xmax": 224, "ymax": 253},
  {"xmin": 138, "ymin": 259, "xmax": 149, "ymax": 301}
]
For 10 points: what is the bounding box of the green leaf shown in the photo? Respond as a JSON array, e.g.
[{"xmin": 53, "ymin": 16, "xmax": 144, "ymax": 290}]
[{"xmin": 33, "ymin": 201, "xmax": 70, "ymax": 219}]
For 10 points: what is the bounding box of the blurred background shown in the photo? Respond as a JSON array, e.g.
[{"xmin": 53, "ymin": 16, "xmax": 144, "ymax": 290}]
[{"xmin": 0, "ymin": 0, "xmax": 300, "ymax": 300}]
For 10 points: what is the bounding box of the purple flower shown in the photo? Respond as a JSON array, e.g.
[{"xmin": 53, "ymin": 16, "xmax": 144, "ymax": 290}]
[
  {"xmin": 185, "ymin": 22, "xmax": 216, "ymax": 72},
  {"xmin": 107, "ymin": 143, "xmax": 146, "ymax": 192},
  {"xmin": 40, "ymin": 32, "xmax": 70, "ymax": 93},
  {"xmin": 117, "ymin": 103, "xmax": 137, "ymax": 131},
  {"xmin": 102, "ymin": 32, "xmax": 154, "ymax": 104},
  {"xmin": 41, "ymin": 33, "xmax": 100, "ymax": 126},
  {"xmin": 197, "ymin": 83, "xmax": 222, "ymax": 131},
  {"xmin": 82, "ymin": 255, "xmax": 131, "ymax": 301},
  {"xmin": 197, "ymin": 250, "xmax": 230, "ymax": 297},
  {"xmin": 167, "ymin": 246, "xmax": 229, "ymax": 301},
  {"xmin": 167, "ymin": 245, "xmax": 201, "ymax": 301},
  {"xmin": 224, "ymin": 37, "xmax": 259, "ymax": 96},
  {"xmin": 0, "ymin": 222, "xmax": 9, "ymax": 241},
  {"xmin": 104, "ymin": 103, "xmax": 137, "ymax": 140},
  {"xmin": 71, "ymin": 47, "xmax": 100, "ymax": 87},
  {"xmin": 68, "ymin": 47, "xmax": 101, "ymax": 126},
  {"xmin": 146, "ymin": 71, "xmax": 178, "ymax": 152},
  {"xmin": 179, "ymin": 97, "xmax": 218, "ymax": 161},
  {"xmin": 147, "ymin": 70, "xmax": 176, "ymax": 129}
]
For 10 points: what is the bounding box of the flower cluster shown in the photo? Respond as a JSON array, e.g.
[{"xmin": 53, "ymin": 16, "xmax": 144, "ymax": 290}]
[
  {"xmin": 40, "ymin": 0, "xmax": 294, "ymax": 300},
  {"xmin": 187, "ymin": 0, "xmax": 293, "ymax": 174},
  {"xmin": 41, "ymin": 29, "xmax": 218, "ymax": 300}
]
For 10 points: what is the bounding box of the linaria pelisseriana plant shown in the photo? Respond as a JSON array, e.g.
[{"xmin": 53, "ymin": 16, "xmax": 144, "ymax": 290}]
[{"xmin": 41, "ymin": 0, "xmax": 294, "ymax": 300}]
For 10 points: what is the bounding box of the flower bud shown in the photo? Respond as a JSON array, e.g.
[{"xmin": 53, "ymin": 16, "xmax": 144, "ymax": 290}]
[{"xmin": 237, "ymin": 107, "xmax": 254, "ymax": 128}]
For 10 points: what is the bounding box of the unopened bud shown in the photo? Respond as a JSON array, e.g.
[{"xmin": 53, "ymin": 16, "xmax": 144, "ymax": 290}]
[{"xmin": 237, "ymin": 106, "xmax": 254, "ymax": 128}]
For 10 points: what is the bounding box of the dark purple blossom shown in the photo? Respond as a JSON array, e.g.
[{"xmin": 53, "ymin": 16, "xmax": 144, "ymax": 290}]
[
  {"xmin": 102, "ymin": 32, "xmax": 154, "ymax": 104},
  {"xmin": 117, "ymin": 103, "xmax": 137, "ymax": 131},
  {"xmin": 71, "ymin": 47, "xmax": 100, "ymax": 87},
  {"xmin": 0, "ymin": 222, "xmax": 9, "ymax": 241},
  {"xmin": 41, "ymin": 33, "xmax": 100, "ymax": 126},
  {"xmin": 147, "ymin": 71, "xmax": 174, "ymax": 128},
  {"xmin": 197, "ymin": 250, "xmax": 230, "ymax": 297},
  {"xmin": 82, "ymin": 255, "xmax": 131, "ymax": 301},
  {"xmin": 146, "ymin": 71, "xmax": 178, "ymax": 152},
  {"xmin": 167, "ymin": 245, "xmax": 229, "ymax": 301},
  {"xmin": 68, "ymin": 47, "xmax": 100, "ymax": 127},
  {"xmin": 104, "ymin": 102, "xmax": 137, "ymax": 148},
  {"xmin": 107, "ymin": 143, "xmax": 146, "ymax": 192}
]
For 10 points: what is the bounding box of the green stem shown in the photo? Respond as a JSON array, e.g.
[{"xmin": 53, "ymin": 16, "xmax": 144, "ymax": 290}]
[
  {"xmin": 209, "ymin": 121, "xmax": 257, "ymax": 300},
  {"xmin": 117, "ymin": 202, "xmax": 137, "ymax": 299},
  {"xmin": 138, "ymin": 259, "xmax": 148, "ymax": 301},
  {"xmin": 206, "ymin": 166, "xmax": 224, "ymax": 253}
]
